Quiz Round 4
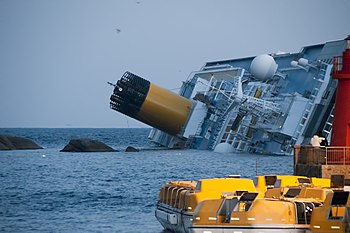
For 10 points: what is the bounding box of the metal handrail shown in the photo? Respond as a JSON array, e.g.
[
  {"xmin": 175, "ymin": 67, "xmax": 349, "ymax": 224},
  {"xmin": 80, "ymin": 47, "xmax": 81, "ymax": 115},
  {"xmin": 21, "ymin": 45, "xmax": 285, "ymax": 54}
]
[
  {"xmin": 325, "ymin": 146, "xmax": 350, "ymax": 165},
  {"xmin": 333, "ymin": 56, "xmax": 343, "ymax": 74},
  {"xmin": 294, "ymin": 146, "xmax": 350, "ymax": 166}
]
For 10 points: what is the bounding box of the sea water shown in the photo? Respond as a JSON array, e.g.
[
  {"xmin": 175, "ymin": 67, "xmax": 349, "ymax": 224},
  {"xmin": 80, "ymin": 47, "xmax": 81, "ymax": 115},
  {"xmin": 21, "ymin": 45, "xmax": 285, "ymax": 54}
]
[{"xmin": 0, "ymin": 128, "xmax": 293, "ymax": 232}]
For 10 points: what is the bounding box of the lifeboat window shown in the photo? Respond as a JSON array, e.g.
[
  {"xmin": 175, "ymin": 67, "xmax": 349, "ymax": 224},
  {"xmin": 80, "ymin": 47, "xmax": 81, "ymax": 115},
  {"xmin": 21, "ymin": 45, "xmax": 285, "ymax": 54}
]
[
  {"xmin": 285, "ymin": 188, "xmax": 301, "ymax": 198},
  {"xmin": 331, "ymin": 191, "xmax": 349, "ymax": 206},
  {"xmin": 298, "ymin": 178, "xmax": 311, "ymax": 185},
  {"xmin": 235, "ymin": 190, "xmax": 247, "ymax": 196},
  {"xmin": 265, "ymin": 176, "xmax": 277, "ymax": 187},
  {"xmin": 253, "ymin": 177, "xmax": 258, "ymax": 187},
  {"xmin": 233, "ymin": 192, "xmax": 258, "ymax": 212},
  {"xmin": 195, "ymin": 181, "xmax": 201, "ymax": 193},
  {"xmin": 274, "ymin": 179, "xmax": 281, "ymax": 188},
  {"xmin": 331, "ymin": 175, "xmax": 345, "ymax": 189},
  {"xmin": 240, "ymin": 192, "xmax": 258, "ymax": 202}
]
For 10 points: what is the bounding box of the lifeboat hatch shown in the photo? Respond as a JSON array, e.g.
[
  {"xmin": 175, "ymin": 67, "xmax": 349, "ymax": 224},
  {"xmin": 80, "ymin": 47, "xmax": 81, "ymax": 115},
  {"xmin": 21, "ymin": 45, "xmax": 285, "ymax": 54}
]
[
  {"xmin": 217, "ymin": 198, "xmax": 239, "ymax": 223},
  {"xmin": 331, "ymin": 175, "xmax": 345, "ymax": 189},
  {"xmin": 234, "ymin": 192, "xmax": 258, "ymax": 212},
  {"xmin": 327, "ymin": 191, "xmax": 349, "ymax": 221},
  {"xmin": 264, "ymin": 175, "xmax": 277, "ymax": 189},
  {"xmin": 331, "ymin": 191, "xmax": 349, "ymax": 206},
  {"xmin": 297, "ymin": 177, "xmax": 311, "ymax": 185},
  {"xmin": 284, "ymin": 187, "xmax": 301, "ymax": 198}
]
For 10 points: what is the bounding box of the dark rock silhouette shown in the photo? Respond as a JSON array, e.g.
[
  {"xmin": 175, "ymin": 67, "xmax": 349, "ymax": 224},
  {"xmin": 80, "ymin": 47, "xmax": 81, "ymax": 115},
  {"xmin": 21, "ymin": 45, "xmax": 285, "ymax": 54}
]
[
  {"xmin": 0, "ymin": 134, "xmax": 43, "ymax": 150},
  {"xmin": 125, "ymin": 146, "xmax": 139, "ymax": 152},
  {"xmin": 60, "ymin": 138, "xmax": 116, "ymax": 152}
]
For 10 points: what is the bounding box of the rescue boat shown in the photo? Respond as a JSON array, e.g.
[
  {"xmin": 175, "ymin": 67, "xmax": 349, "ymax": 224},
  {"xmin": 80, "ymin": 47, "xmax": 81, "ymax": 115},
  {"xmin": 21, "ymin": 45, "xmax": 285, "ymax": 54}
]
[
  {"xmin": 155, "ymin": 177, "xmax": 256, "ymax": 233},
  {"xmin": 190, "ymin": 185, "xmax": 333, "ymax": 233},
  {"xmin": 155, "ymin": 175, "xmax": 329, "ymax": 233},
  {"xmin": 309, "ymin": 190, "xmax": 350, "ymax": 233}
]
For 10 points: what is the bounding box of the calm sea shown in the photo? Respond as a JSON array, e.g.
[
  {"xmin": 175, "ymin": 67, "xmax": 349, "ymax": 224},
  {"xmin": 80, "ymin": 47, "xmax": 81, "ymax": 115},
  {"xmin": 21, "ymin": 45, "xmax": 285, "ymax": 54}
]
[{"xmin": 0, "ymin": 128, "xmax": 293, "ymax": 233}]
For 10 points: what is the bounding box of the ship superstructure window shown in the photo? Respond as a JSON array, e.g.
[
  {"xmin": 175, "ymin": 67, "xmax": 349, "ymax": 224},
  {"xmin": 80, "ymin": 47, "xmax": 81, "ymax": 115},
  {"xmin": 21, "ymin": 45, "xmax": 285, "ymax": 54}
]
[{"xmin": 221, "ymin": 119, "xmax": 235, "ymax": 143}]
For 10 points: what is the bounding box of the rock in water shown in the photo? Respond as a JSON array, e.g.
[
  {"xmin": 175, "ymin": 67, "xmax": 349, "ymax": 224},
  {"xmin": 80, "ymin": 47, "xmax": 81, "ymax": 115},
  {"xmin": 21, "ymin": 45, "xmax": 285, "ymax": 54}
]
[
  {"xmin": 60, "ymin": 138, "xmax": 116, "ymax": 152},
  {"xmin": 125, "ymin": 146, "xmax": 139, "ymax": 152},
  {"xmin": 0, "ymin": 134, "xmax": 43, "ymax": 150}
]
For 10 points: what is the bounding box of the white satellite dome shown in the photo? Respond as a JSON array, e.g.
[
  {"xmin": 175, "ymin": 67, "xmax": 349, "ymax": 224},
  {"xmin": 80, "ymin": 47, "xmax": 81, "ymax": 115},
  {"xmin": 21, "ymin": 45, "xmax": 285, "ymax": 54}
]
[
  {"xmin": 250, "ymin": 54, "xmax": 278, "ymax": 80},
  {"xmin": 214, "ymin": 142, "xmax": 234, "ymax": 153}
]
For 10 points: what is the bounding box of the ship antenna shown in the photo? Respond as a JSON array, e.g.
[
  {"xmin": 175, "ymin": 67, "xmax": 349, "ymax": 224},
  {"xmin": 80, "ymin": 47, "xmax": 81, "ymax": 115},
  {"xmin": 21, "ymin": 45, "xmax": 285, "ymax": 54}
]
[{"xmin": 107, "ymin": 82, "xmax": 116, "ymax": 87}]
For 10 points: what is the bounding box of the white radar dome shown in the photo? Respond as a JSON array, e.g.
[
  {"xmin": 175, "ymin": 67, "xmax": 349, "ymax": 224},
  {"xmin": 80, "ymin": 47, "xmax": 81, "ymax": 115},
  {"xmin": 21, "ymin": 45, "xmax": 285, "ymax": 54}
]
[
  {"xmin": 214, "ymin": 143, "xmax": 234, "ymax": 153},
  {"xmin": 250, "ymin": 54, "xmax": 278, "ymax": 80}
]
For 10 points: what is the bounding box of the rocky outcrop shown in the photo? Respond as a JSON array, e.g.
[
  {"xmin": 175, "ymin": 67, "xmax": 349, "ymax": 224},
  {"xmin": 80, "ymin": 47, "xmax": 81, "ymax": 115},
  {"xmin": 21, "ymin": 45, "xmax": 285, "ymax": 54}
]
[
  {"xmin": 0, "ymin": 134, "xmax": 43, "ymax": 150},
  {"xmin": 125, "ymin": 146, "xmax": 139, "ymax": 152},
  {"xmin": 60, "ymin": 138, "xmax": 116, "ymax": 152}
]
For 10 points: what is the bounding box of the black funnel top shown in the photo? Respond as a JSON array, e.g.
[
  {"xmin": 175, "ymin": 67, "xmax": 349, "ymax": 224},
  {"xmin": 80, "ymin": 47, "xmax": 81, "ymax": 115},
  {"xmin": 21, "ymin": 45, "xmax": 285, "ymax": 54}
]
[{"xmin": 110, "ymin": 71, "xmax": 150, "ymax": 118}]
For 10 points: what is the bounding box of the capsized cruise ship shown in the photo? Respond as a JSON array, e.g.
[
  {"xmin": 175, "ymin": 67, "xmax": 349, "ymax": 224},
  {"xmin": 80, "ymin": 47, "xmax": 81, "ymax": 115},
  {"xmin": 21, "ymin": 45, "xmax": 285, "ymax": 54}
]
[{"xmin": 109, "ymin": 39, "xmax": 347, "ymax": 155}]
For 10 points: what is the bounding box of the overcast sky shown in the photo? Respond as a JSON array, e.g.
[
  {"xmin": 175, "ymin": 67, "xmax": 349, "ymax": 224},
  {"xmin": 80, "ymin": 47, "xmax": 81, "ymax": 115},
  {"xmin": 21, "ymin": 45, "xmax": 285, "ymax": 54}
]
[{"xmin": 0, "ymin": 0, "xmax": 349, "ymax": 128}]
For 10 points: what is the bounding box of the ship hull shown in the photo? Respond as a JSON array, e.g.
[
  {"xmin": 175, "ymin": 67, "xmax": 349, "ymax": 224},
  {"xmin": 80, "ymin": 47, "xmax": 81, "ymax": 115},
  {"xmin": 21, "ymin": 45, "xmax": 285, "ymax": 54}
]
[
  {"xmin": 190, "ymin": 225, "xmax": 308, "ymax": 233},
  {"xmin": 155, "ymin": 203, "xmax": 193, "ymax": 233},
  {"xmin": 156, "ymin": 204, "xmax": 309, "ymax": 233}
]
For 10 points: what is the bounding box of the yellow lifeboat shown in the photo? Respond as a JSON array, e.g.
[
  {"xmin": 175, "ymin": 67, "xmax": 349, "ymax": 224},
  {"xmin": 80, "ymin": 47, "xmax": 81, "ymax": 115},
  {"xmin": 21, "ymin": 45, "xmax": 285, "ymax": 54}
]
[
  {"xmin": 309, "ymin": 191, "xmax": 350, "ymax": 233},
  {"xmin": 155, "ymin": 175, "xmax": 331, "ymax": 233},
  {"xmin": 191, "ymin": 186, "xmax": 333, "ymax": 233},
  {"xmin": 155, "ymin": 177, "xmax": 256, "ymax": 233},
  {"xmin": 253, "ymin": 175, "xmax": 330, "ymax": 193}
]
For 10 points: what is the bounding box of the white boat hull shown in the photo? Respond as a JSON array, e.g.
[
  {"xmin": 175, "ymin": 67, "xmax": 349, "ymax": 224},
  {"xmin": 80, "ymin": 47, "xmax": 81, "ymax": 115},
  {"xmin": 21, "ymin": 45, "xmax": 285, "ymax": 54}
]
[
  {"xmin": 155, "ymin": 204, "xmax": 193, "ymax": 233},
  {"xmin": 189, "ymin": 225, "xmax": 308, "ymax": 233}
]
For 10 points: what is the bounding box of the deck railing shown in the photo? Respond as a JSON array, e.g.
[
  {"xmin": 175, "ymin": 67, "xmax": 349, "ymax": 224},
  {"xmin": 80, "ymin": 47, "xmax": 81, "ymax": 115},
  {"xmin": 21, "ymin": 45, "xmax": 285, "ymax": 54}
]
[
  {"xmin": 333, "ymin": 56, "xmax": 343, "ymax": 74},
  {"xmin": 333, "ymin": 56, "xmax": 350, "ymax": 74},
  {"xmin": 294, "ymin": 146, "xmax": 350, "ymax": 166},
  {"xmin": 325, "ymin": 146, "xmax": 350, "ymax": 165}
]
